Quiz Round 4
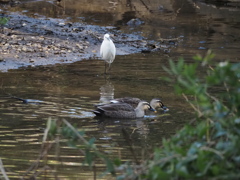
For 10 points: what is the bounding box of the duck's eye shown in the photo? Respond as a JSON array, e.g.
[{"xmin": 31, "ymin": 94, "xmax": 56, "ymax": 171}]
[{"xmin": 158, "ymin": 102, "xmax": 163, "ymax": 106}]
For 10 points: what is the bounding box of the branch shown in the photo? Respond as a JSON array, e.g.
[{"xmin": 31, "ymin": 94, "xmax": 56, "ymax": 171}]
[
  {"xmin": 0, "ymin": 159, "xmax": 9, "ymax": 180},
  {"xmin": 182, "ymin": 93, "xmax": 203, "ymax": 117}
]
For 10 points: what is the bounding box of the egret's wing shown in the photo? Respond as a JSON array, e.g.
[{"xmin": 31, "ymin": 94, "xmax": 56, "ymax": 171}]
[
  {"xmin": 100, "ymin": 42, "xmax": 104, "ymax": 57},
  {"xmin": 110, "ymin": 40, "xmax": 116, "ymax": 57}
]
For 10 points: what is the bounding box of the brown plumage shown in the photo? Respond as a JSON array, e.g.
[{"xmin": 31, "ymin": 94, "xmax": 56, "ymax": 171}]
[
  {"xmin": 110, "ymin": 97, "xmax": 168, "ymax": 111},
  {"xmin": 93, "ymin": 101, "xmax": 155, "ymax": 119}
]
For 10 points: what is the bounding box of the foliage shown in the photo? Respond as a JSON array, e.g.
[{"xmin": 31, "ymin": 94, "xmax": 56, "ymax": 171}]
[
  {"xmin": 0, "ymin": 16, "xmax": 9, "ymax": 35},
  {"xmin": 44, "ymin": 118, "xmax": 117, "ymax": 176},
  {"xmin": 127, "ymin": 50, "xmax": 240, "ymax": 180},
  {"xmin": 44, "ymin": 50, "xmax": 240, "ymax": 179},
  {"xmin": 0, "ymin": 17, "xmax": 9, "ymax": 26}
]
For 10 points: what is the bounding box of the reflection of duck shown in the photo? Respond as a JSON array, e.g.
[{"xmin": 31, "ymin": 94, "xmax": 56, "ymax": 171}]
[
  {"xmin": 110, "ymin": 97, "xmax": 169, "ymax": 112},
  {"xmin": 93, "ymin": 101, "xmax": 155, "ymax": 119}
]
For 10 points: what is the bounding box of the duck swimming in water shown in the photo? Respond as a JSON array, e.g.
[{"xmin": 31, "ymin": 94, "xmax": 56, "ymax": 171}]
[
  {"xmin": 110, "ymin": 97, "xmax": 169, "ymax": 112},
  {"xmin": 93, "ymin": 101, "xmax": 155, "ymax": 119}
]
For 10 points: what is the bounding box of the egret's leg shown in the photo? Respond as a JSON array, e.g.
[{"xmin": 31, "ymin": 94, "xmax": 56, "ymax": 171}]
[
  {"xmin": 105, "ymin": 62, "xmax": 107, "ymax": 74},
  {"xmin": 108, "ymin": 63, "xmax": 111, "ymax": 72}
]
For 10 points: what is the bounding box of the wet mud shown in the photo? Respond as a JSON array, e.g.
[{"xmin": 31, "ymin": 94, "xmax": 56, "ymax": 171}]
[{"xmin": 0, "ymin": 12, "xmax": 178, "ymax": 72}]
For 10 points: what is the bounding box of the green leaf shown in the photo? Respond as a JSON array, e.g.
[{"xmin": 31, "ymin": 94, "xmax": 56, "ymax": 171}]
[
  {"xmin": 104, "ymin": 157, "xmax": 115, "ymax": 175},
  {"xmin": 0, "ymin": 17, "xmax": 9, "ymax": 25},
  {"xmin": 176, "ymin": 164, "xmax": 189, "ymax": 177},
  {"xmin": 169, "ymin": 59, "xmax": 178, "ymax": 75},
  {"xmin": 85, "ymin": 150, "xmax": 94, "ymax": 167},
  {"xmin": 113, "ymin": 158, "xmax": 121, "ymax": 166},
  {"xmin": 88, "ymin": 137, "xmax": 96, "ymax": 146}
]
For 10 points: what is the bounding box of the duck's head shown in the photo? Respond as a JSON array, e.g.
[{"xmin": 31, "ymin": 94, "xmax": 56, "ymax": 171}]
[
  {"xmin": 150, "ymin": 98, "xmax": 169, "ymax": 112},
  {"xmin": 138, "ymin": 101, "xmax": 156, "ymax": 112}
]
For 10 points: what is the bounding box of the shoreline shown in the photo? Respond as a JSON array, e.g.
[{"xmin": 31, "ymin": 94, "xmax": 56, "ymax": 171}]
[{"xmin": 0, "ymin": 12, "xmax": 175, "ymax": 72}]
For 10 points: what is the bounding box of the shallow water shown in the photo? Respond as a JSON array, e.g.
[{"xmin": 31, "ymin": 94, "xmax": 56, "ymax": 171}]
[
  {"xmin": 0, "ymin": 54, "xmax": 192, "ymax": 179},
  {"xmin": 1, "ymin": 0, "xmax": 240, "ymax": 179}
]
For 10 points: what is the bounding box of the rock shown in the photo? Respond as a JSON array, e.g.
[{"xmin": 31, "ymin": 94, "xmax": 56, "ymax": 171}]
[
  {"xmin": 22, "ymin": 46, "xmax": 27, "ymax": 52},
  {"xmin": 0, "ymin": 13, "xmax": 175, "ymax": 72},
  {"xmin": 127, "ymin": 18, "xmax": 144, "ymax": 27},
  {"xmin": 0, "ymin": 58, "xmax": 5, "ymax": 62}
]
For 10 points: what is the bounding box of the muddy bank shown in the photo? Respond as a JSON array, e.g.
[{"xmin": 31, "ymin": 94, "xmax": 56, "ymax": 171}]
[{"xmin": 0, "ymin": 12, "xmax": 178, "ymax": 72}]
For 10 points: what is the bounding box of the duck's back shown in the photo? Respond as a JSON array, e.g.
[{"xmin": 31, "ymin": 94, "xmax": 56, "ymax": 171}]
[
  {"xmin": 93, "ymin": 103, "xmax": 136, "ymax": 119},
  {"xmin": 111, "ymin": 97, "xmax": 141, "ymax": 108}
]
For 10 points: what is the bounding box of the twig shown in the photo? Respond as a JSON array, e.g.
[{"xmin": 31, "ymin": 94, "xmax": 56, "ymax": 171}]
[
  {"xmin": 131, "ymin": 125, "xmax": 145, "ymax": 135},
  {"xmin": 22, "ymin": 142, "xmax": 53, "ymax": 179},
  {"xmin": 118, "ymin": 154, "xmax": 180, "ymax": 179},
  {"xmin": 158, "ymin": 37, "xmax": 183, "ymax": 42},
  {"xmin": 0, "ymin": 159, "xmax": 9, "ymax": 180},
  {"xmin": 182, "ymin": 93, "xmax": 203, "ymax": 117},
  {"xmin": 139, "ymin": 0, "xmax": 152, "ymax": 13},
  {"xmin": 35, "ymin": 165, "xmax": 59, "ymax": 179},
  {"xmin": 208, "ymin": 65, "xmax": 214, "ymax": 71},
  {"xmin": 189, "ymin": 117, "xmax": 198, "ymax": 125},
  {"xmin": 205, "ymin": 92, "xmax": 218, "ymax": 103},
  {"xmin": 195, "ymin": 95, "xmax": 201, "ymax": 115},
  {"xmin": 93, "ymin": 164, "xmax": 96, "ymax": 180},
  {"xmin": 122, "ymin": 128, "xmax": 139, "ymax": 164},
  {"xmin": 62, "ymin": 119, "xmax": 90, "ymax": 147},
  {"xmin": 200, "ymin": 146, "xmax": 224, "ymax": 159},
  {"xmin": 62, "ymin": 119, "xmax": 97, "ymax": 156}
]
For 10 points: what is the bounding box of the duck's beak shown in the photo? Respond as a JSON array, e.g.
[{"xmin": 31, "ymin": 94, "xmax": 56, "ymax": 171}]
[
  {"xmin": 162, "ymin": 106, "xmax": 169, "ymax": 112},
  {"xmin": 159, "ymin": 102, "xmax": 169, "ymax": 112},
  {"xmin": 149, "ymin": 106, "xmax": 157, "ymax": 112}
]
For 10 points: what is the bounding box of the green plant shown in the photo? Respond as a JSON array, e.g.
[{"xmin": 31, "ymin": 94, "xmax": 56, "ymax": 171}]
[
  {"xmin": 118, "ymin": 51, "xmax": 240, "ymax": 179},
  {"xmin": 0, "ymin": 17, "xmax": 9, "ymax": 26},
  {"xmin": 44, "ymin": 118, "xmax": 118, "ymax": 177},
  {"xmin": 43, "ymin": 51, "xmax": 240, "ymax": 179}
]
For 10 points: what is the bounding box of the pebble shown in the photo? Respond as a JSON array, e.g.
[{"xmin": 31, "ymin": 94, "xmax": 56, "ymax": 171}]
[{"xmin": 0, "ymin": 13, "xmax": 176, "ymax": 72}]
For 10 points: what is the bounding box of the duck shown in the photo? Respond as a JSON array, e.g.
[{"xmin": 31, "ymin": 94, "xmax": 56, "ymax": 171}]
[
  {"xmin": 93, "ymin": 101, "xmax": 155, "ymax": 119},
  {"xmin": 110, "ymin": 97, "xmax": 169, "ymax": 112}
]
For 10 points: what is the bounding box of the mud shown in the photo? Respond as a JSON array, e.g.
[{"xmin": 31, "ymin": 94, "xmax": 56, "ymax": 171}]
[{"xmin": 0, "ymin": 12, "xmax": 178, "ymax": 72}]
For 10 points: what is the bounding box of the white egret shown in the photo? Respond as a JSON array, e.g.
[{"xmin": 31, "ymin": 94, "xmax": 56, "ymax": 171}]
[{"xmin": 100, "ymin": 33, "xmax": 116, "ymax": 74}]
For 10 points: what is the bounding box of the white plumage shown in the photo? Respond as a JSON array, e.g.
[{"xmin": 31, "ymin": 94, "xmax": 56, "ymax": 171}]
[{"xmin": 100, "ymin": 34, "xmax": 116, "ymax": 74}]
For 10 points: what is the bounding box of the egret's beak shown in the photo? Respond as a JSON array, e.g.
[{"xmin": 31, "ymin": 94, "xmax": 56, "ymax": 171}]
[{"xmin": 110, "ymin": 36, "xmax": 116, "ymax": 42}]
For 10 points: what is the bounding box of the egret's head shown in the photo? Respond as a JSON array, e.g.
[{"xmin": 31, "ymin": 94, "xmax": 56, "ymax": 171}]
[{"xmin": 104, "ymin": 34, "xmax": 110, "ymax": 40}]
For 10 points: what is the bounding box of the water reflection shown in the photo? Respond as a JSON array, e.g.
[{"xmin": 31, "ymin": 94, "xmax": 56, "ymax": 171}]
[
  {"xmin": 99, "ymin": 80, "xmax": 114, "ymax": 104},
  {"xmin": 0, "ymin": 52, "xmax": 197, "ymax": 179},
  {"xmin": 1, "ymin": 0, "xmax": 240, "ymax": 179}
]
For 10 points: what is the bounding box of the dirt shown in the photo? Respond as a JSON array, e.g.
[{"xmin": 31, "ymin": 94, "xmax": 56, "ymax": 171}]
[{"xmin": 0, "ymin": 12, "xmax": 177, "ymax": 72}]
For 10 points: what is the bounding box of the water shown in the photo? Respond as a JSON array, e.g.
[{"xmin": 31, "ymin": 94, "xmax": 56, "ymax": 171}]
[
  {"xmin": 0, "ymin": 55, "xmax": 191, "ymax": 179},
  {"xmin": 1, "ymin": 0, "xmax": 240, "ymax": 179}
]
